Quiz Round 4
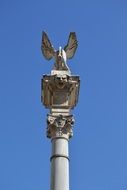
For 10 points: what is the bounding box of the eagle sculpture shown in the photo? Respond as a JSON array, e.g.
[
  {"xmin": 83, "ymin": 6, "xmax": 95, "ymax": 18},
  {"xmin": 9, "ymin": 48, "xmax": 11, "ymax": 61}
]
[{"xmin": 41, "ymin": 31, "xmax": 78, "ymax": 71}]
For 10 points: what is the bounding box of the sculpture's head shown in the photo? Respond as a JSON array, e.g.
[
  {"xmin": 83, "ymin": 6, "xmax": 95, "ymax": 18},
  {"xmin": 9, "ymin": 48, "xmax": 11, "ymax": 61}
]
[
  {"xmin": 55, "ymin": 47, "xmax": 67, "ymax": 68},
  {"xmin": 57, "ymin": 47, "xmax": 66, "ymax": 62}
]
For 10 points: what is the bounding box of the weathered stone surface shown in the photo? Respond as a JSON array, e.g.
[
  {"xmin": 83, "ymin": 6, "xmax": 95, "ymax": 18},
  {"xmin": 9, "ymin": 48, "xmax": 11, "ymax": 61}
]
[
  {"xmin": 41, "ymin": 31, "xmax": 78, "ymax": 74},
  {"xmin": 41, "ymin": 32, "xmax": 80, "ymax": 190},
  {"xmin": 41, "ymin": 74, "xmax": 80, "ymax": 114},
  {"xmin": 46, "ymin": 114, "xmax": 74, "ymax": 139}
]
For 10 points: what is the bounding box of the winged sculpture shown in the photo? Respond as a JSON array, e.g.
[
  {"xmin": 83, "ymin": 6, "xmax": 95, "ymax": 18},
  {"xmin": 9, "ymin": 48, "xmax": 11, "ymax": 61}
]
[{"xmin": 41, "ymin": 31, "xmax": 78, "ymax": 71}]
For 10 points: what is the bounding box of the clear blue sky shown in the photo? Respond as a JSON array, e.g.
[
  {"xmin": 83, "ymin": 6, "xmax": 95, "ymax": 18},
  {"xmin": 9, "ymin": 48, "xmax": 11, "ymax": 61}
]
[{"xmin": 0, "ymin": 0, "xmax": 127, "ymax": 189}]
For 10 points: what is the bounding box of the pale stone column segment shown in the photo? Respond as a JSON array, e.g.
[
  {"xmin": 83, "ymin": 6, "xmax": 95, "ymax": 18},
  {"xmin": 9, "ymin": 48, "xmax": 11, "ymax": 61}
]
[{"xmin": 47, "ymin": 115, "xmax": 74, "ymax": 190}]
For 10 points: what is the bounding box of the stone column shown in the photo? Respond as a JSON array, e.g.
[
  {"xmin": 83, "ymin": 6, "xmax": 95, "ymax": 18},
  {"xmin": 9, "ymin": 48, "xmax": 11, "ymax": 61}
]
[
  {"xmin": 41, "ymin": 31, "xmax": 80, "ymax": 190},
  {"xmin": 41, "ymin": 72, "xmax": 80, "ymax": 190},
  {"xmin": 47, "ymin": 115, "xmax": 74, "ymax": 190},
  {"xmin": 51, "ymin": 137, "xmax": 69, "ymax": 190}
]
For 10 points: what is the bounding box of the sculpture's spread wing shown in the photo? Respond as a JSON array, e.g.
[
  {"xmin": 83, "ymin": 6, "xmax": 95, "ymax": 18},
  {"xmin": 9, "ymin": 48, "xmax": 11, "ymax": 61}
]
[
  {"xmin": 64, "ymin": 32, "xmax": 78, "ymax": 59},
  {"xmin": 41, "ymin": 31, "xmax": 55, "ymax": 60}
]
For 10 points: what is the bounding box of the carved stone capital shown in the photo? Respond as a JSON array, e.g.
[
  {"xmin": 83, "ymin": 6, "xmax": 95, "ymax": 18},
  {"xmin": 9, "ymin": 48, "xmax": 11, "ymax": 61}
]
[{"xmin": 46, "ymin": 114, "xmax": 74, "ymax": 139}]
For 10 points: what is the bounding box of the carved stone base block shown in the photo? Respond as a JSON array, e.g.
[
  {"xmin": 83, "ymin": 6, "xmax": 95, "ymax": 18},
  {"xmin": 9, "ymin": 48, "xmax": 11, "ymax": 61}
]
[{"xmin": 42, "ymin": 74, "xmax": 80, "ymax": 111}]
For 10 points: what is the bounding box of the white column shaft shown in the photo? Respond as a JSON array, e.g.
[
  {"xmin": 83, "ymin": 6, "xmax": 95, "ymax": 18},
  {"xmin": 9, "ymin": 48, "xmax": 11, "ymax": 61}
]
[{"xmin": 50, "ymin": 137, "xmax": 69, "ymax": 190}]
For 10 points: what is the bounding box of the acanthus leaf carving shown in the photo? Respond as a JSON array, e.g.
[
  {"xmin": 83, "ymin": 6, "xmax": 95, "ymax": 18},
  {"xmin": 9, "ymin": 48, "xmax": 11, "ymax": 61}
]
[{"xmin": 46, "ymin": 114, "xmax": 74, "ymax": 139}]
